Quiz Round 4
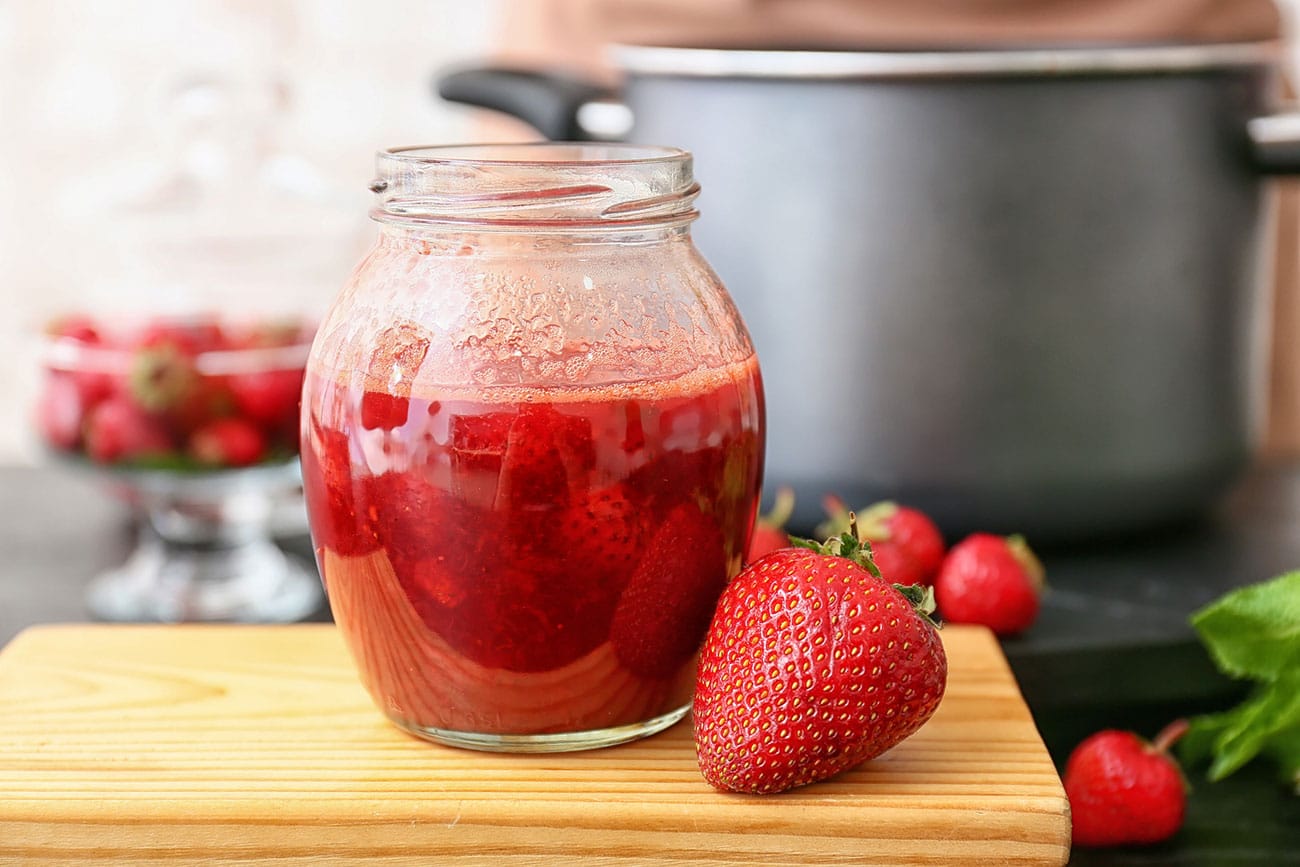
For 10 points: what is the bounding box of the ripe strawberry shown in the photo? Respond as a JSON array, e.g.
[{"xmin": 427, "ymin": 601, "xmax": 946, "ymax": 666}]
[
  {"xmin": 47, "ymin": 314, "xmax": 102, "ymax": 344},
  {"xmin": 35, "ymin": 374, "xmax": 87, "ymax": 451},
  {"xmin": 934, "ymin": 533, "xmax": 1044, "ymax": 635},
  {"xmin": 126, "ymin": 343, "xmax": 200, "ymax": 414},
  {"xmin": 694, "ymin": 521, "xmax": 948, "ymax": 794},
  {"xmin": 611, "ymin": 502, "xmax": 728, "ymax": 678},
  {"xmin": 1065, "ymin": 720, "xmax": 1190, "ymax": 847},
  {"xmin": 134, "ymin": 318, "xmax": 227, "ymax": 355},
  {"xmin": 228, "ymin": 368, "xmax": 304, "ymax": 432},
  {"xmin": 84, "ymin": 397, "xmax": 173, "ymax": 464},
  {"xmin": 746, "ymin": 486, "xmax": 795, "ymax": 563},
  {"xmin": 189, "ymin": 417, "xmax": 267, "ymax": 467},
  {"xmin": 819, "ymin": 496, "xmax": 945, "ymax": 586}
]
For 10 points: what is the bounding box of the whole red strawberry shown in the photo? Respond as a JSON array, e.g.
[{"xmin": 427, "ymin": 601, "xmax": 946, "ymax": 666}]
[
  {"xmin": 189, "ymin": 417, "xmax": 267, "ymax": 467},
  {"xmin": 745, "ymin": 486, "xmax": 795, "ymax": 563},
  {"xmin": 694, "ymin": 520, "xmax": 948, "ymax": 794},
  {"xmin": 228, "ymin": 368, "xmax": 304, "ymax": 432},
  {"xmin": 1065, "ymin": 720, "xmax": 1189, "ymax": 847},
  {"xmin": 84, "ymin": 397, "xmax": 173, "ymax": 464},
  {"xmin": 819, "ymin": 497, "xmax": 945, "ymax": 586},
  {"xmin": 934, "ymin": 533, "xmax": 1043, "ymax": 635}
]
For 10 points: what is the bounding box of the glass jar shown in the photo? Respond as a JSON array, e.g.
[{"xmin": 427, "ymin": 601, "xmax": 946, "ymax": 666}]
[{"xmin": 302, "ymin": 143, "xmax": 764, "ymax": 752}]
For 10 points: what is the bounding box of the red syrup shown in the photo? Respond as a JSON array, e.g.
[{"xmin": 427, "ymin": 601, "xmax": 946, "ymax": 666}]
[{"xmin": 302, "ymin": 359, "xmax": 763, "ymax": 736}]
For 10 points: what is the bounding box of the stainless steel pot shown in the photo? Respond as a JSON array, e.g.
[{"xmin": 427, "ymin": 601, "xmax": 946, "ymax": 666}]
[{"xmin": 439, "ymin": 43, "xmax": 1300, "ymax": 540}]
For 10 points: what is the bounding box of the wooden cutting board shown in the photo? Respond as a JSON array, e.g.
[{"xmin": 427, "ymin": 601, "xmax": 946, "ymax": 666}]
[{"xmin": 0, "ymin": 623, "xmax": 1070, "ymax": 865}]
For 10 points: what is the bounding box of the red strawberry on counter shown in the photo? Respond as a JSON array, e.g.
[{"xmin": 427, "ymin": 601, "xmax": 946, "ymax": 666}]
[
  {"xmin": 934, "ymin": 533, "xmax": 1044, "ymax": 636},
  {"xmin": 694, "ymin": 517, "xmax": 948, "ymax": 794},
  {"xmin": 189, "ymin": 417, "xmax": 267, "ymax": 467},
  {"xmin": 745, "ymin": 486, "xmax": 795, "ymax": 563},
  {"xmin": 610, "ymin": 502, "xmax": 728, "ymax": 679},
  {"xmin": 818, "ymin": 496, "xmax": 946, "ymax": 587},
  {"xmin": 84, "ymin": 397, "xmax": 173, "ymax": 464},
  {"xmin": 1065, "ymin": 720, "xmax": 1190, "ymax": 847}
]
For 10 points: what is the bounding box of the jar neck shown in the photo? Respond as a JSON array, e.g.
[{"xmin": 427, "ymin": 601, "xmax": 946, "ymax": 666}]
[{"xmin": 368, "ymin": 143, "xmax": 700, "ymax": 236}]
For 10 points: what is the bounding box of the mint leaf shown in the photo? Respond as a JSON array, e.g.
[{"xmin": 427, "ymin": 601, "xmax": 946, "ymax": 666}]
[
  {"xmin": 1198, "ymin": 671, "xmax": 1300, "ymax": 781},
  {"xmin": 1190, "ymin": 571, "xmax": 1300, "ymax": 681},
  {"xmin": 1183, "ymin": 571, "xmax": 1300, "ymax": 790}
]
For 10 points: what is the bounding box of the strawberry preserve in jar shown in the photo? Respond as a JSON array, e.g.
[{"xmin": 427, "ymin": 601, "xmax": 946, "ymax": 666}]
[{"xmin": 302, "ymin": 144, "xmax": 764, "ymax": 751}]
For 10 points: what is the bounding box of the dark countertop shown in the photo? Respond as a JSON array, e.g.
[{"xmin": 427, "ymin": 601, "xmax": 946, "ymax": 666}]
[{"xmin": 2, "ymin": 462, "xmax": 1298, "ymax": 864}]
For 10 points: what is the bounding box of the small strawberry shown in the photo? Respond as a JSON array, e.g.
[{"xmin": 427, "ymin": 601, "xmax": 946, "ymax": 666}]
[
  {"xmin": 694, "ymin": 517, "xmax": 948, "ymax": 794},
  {"xmin": 47, "ymin": 314, "xmax": 102, "ymax": 344},
  {"xmin": 84, "ymin": 397, "xmax": 174, "ymax": 464},
  {"xmin": 228, "ymin": 368, "xmax": 304, "ymax": 432},
  {"xmin": 135, "ymin": 318, "xmax": 227, "ymax": 355},
  {"xmin": 126, "ymin": 343, "xmax": 200, "ymax": 414},
  {"xmin": 933, "ymin": 533, "xmax": 1044, "ymax": 635},
  {"xmin": 745, "ymin": 486, "xmax": 795, "ymax": 563},
  {"xmin": 819, "ymin": 496, "xmax": 945, "ymax": 586},
  {"xmin": 189, "ymin": 417, "xmax": 267, "ymax": 467},
  {"xmin": 1065, "ymin": 720, "xmax": 1190, "ymax": 847},
  {"xmin": 611, "ymin": 502, "xmax": 728, "ymax": 679}
]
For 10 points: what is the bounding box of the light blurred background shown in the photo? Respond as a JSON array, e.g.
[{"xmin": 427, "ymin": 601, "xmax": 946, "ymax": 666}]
[
  {"xmin": 5, "ymin": 0, "xmax": 1300, "ymax": 465},
  {"xmin": 0, "ymin": 0, "xmax": 515, "ymax": 462}
]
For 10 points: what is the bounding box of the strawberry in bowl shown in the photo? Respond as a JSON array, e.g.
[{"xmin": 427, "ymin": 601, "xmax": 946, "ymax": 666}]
[
  {"xmin": 38, "ymin": 314, "xmax": 312, "ymax": 471},
  {"xmin": 35, "ymin": 313, "xmax": 321, "ymax": 624}
]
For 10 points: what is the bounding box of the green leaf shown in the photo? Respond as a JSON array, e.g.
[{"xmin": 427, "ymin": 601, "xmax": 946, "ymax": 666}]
[
  {"xmin": 1190, "ymin": 571, "xmax": 1300, "ymax": 682},
  {"xmin": 1200, "ymin": 672, "xmax": 1300, "ymax": 781}
]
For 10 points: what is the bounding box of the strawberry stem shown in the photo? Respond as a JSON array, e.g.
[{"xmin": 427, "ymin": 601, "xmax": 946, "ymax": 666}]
[{"xmin": 1150, "ymin": 719, "xmax": 1190, "ymax": 755}]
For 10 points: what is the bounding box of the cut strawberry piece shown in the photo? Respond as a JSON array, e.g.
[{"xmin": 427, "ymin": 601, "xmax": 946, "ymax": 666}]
[
  {"xmin": 610, "ymin": 503, "xmax": 728, "ymax": 679},
  {"xmin": 84, "ymin": 397, "xmax": 174, "ymax": 464},
  {"xmin": 360, "ymin": 390, "xmax": 409, "ymax": 431},
  {"xmin": 496, "ymin": 405, "xmax": 594, "ymax": 509},
  {"xmin": 189, "ymin": 417, "xmax": 267, "ymax": 467},
  {"xmin": 301, "ymin": 414, "xmax": 379, "ymax": 557}
]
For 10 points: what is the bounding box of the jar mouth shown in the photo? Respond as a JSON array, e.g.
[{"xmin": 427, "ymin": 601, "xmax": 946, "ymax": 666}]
[
  {"xmin": 382, "ymin": 142, "xmax": 689, "ymax": 167},
  {"xmin": 371, "ymin": 142, "xmax": 700, "ymax": 230}
]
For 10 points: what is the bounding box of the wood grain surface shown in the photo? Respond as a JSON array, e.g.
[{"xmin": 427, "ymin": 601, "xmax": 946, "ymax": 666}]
[{"xmin": 0, "ymin": 623, "xmax": 1070, "ymax": 865}]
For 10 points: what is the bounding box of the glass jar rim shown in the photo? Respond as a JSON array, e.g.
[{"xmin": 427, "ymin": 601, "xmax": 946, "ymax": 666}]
[
  {"xmin": 370, "ymin": 142, "xmax": 700, "ymax": 231},
  {"xmin": 379, "ymin": 142, "xmax": 690, "ymax": 168}
]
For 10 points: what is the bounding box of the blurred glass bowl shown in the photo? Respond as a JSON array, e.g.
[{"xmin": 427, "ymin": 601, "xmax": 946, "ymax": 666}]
[{"xmin": 35, "ymin": 314, "xmax": 322, "ymax": 623}]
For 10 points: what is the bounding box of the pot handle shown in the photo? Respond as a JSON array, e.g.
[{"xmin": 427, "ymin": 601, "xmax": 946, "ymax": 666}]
[
  {"xmin": 1249, "ymin": 111, "xmax": 1300, "ymax": 174},
  {"xmin": 435, "ymin": 66, "xmax": 630, "ymax": 141}
]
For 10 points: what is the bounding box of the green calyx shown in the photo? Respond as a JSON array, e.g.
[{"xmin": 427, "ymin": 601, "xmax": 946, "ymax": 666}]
[{"xmin": 792, "ymin": 511, "xmax": 940, "ymax": 629}]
